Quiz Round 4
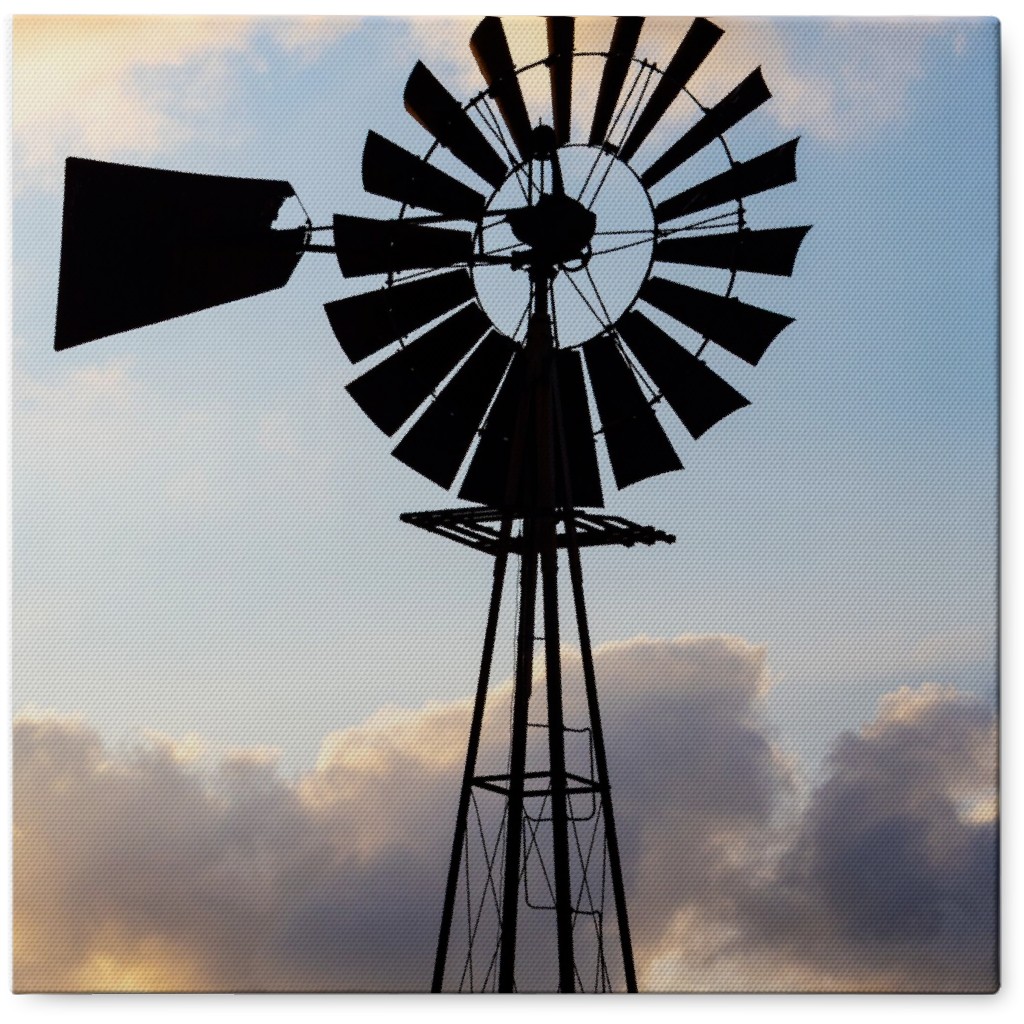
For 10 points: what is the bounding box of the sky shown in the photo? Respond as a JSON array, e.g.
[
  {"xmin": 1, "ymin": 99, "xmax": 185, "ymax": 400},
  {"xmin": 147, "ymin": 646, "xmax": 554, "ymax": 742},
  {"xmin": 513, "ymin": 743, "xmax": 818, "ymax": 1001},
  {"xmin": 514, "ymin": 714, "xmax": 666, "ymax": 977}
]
[{"xmin": 8, "ymin": 7, "xmax": 1001, "ymax": 997}]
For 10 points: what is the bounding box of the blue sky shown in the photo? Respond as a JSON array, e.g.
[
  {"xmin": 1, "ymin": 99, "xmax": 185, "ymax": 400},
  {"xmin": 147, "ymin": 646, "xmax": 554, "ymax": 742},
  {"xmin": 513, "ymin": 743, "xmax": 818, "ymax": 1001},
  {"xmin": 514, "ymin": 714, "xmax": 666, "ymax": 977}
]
[
  {"xmin": 9, "ymin": 9, "xmax": 1001, "ymax": 994},
  {"xmin": 13, "ymin": 14, "xmax": 998, "ymax": 770}
]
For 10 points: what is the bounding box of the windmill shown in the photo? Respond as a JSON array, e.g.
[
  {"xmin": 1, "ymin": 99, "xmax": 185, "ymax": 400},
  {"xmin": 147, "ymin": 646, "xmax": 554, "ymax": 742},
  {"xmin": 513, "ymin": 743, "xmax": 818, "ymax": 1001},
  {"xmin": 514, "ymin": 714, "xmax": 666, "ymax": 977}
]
[{"xmin": 54, "ymin": 15, "xmax": 808, "ymax": 993}]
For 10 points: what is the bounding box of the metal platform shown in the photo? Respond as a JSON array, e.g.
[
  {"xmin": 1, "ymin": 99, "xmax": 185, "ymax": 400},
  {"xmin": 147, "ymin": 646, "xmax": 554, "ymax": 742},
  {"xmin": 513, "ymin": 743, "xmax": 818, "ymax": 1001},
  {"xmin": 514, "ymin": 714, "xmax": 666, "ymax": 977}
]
[{"xmin": 400, "ymin": 505, "xmax": 676, "ymax": 555}]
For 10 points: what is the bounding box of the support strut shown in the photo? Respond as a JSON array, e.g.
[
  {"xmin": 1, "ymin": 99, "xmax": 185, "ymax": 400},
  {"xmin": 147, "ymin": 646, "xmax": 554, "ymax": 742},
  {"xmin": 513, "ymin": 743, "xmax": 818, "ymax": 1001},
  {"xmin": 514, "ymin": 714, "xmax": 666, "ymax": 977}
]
[
  {"xmin": 497, "ymin": 530, "xmax": 539, "ymax": 992},
  {"xmin": 428, "ymin": 127, "xmax": 650, "ymax": 991},
  {"xmin": 431, "ymin": 518, "xmax": 513, "ymax": 992},
  {"xmin": 563, "ymin": 513, "xmax": 638, "ymax": 992}
]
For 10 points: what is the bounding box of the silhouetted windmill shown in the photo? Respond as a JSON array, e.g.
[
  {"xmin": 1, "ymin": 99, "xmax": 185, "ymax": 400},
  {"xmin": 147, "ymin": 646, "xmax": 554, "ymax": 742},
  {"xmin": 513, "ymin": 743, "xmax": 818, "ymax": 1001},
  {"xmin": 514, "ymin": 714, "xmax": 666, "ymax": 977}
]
[{"xmin": 54, "ymin": 15, "xmax": 808, "ymax": 993}]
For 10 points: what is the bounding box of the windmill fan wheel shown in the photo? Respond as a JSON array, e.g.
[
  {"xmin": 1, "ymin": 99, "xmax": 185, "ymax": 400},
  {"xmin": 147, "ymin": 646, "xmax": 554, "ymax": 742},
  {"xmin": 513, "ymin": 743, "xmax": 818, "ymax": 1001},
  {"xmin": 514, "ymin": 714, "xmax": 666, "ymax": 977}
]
[{"xmin": 325, "ymin": 15, "xmax": 810, "ymax": 510}]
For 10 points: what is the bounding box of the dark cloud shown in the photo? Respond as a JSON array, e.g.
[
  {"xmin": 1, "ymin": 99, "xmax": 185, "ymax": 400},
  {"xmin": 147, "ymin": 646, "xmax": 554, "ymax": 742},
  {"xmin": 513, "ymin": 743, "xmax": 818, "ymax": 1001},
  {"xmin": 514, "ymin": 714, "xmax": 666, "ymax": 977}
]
[
  {"xmin": 762, "ymin": 684, "xmax": 997, "ymax": 991},
  {"xmin": 13, "ymin": 641, "xmax": 997, "ymax": 992},
  {"xmin": 639, "ymin": 683, "xmax": 997, "ymax": 992}
]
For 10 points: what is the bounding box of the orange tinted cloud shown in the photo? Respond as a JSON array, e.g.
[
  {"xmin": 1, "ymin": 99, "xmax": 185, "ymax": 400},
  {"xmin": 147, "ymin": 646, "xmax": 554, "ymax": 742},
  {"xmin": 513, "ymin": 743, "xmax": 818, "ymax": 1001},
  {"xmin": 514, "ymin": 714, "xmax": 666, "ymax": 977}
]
[
  {"xmin": 14, "ymin": 17, "xmax": 252, "ymax": 188},
  {"xmin": 12, "ymin": 15, "xmax": 966, "ymax": 196},
  {"xmin": 410, "ymin": 15, "xmax": 969, "ymax": 156},
  {"xmin": 13, "ymin": 638, "xmax": 996, "ymax": 992},
  {"xmin": 12, "ymin": 16, "xmax": 356, "ymax": 192}
]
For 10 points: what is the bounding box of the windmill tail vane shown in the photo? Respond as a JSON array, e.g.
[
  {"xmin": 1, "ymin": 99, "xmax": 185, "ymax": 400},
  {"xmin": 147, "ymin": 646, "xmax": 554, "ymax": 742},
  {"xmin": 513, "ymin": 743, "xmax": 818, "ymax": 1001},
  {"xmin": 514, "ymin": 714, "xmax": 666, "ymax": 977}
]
[{"xmin": 53, "ymin": 15, "xmax": 809, "ymax": 993}]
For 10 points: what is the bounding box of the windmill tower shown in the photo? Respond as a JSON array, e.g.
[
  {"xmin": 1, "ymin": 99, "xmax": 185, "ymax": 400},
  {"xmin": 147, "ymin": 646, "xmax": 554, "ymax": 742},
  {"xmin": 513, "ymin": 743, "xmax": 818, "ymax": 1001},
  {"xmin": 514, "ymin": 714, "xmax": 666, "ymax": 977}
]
[{"xmin": 54, "ymin": 15, "xmax": 808, "ymax": 994}]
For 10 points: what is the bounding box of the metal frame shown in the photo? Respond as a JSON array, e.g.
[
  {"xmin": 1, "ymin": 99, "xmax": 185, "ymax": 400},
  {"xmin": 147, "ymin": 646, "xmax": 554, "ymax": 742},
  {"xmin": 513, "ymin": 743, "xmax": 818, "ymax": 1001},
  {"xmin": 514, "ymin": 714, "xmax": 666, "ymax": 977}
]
[
  {"xmin": 51, "ymin": 15, "xmax": 808, "ymax": 997},
  {"xmin": 427, "ymin": 235, "xmax": 656, "ymax": 988},
  {"xmin": 336, "ymin": 20, "xmax": 796, "ymax": 994},
  {"xmin": 382, "ymin": 46, "xmax": 744, "ymax": 373},
  {"xmin": 401, "ymin": 506, "xmax": 675, "ymax": 556},
  {"xmin": 410, "ymin": 29, "xmax": 725, "ymax": 996}
]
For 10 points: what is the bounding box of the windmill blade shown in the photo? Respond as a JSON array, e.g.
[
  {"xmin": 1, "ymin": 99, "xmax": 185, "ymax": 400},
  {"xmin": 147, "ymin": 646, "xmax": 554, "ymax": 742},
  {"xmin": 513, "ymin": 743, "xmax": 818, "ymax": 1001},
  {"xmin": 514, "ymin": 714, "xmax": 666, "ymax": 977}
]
[
  {"xmin": 589, "ymin": 17, "xmax": 644, "ymax": 148},
  {"xmin": 458, "ymin": 350, "xmax": 528, "ymax": 505},
  {"xmin": 325, "ymin": 269, "xmax": 475, "ymax": 363},
  {"xmin": 547, "ymin": 17, "xmax": 574, "ymax": 146},
  {"xmin": 641, "ymin": 68, "xmax": 772, "ymax": 188},
  {"xmin": 393, "ymin": 330, "xmax": 517, "ymax": 489},
  {"xmin": 363, "ymin": 131, "xmax": 487, "ymax": 221},
  {"xmin": 655, "ymin": 225, "xmax": 812, "ymax": 277},
  {"xmin": 55, "ymin": 157, "xmax": 304, "ymax": 350},
  {"xmin": 640, "ymin": 276, "xmax": 794, "ymax": 366},
  {"xmin": 582, "ymin": 333, "xmax": 682, "ymax": 489},
  {"xmin": 618, "ymin": 17, "xmax": 723, "ymax": 162},
  {"xmin": 616, "ymin": 310, "xmax": 749, "ymax": 439},
  {"xmin": 459, "ymin": 347, "xmax": 605, "ymax": 508},
  {"xmin": 553, "ymin": 348, "xmax": 604, "ymax": 507},
  {"xmin": 470, "ymin": 17, "xmax": 534, "ymax": 161},
  {"xmin": 404, "ymin": 61, "xmax": 509, "ymax": 189},
  {"xmin": 333, "ymin": 215, "xmax": 474, "ymax": 278},
  {"xmin": 346, "ymin": 303, "xmax": 491, "ymax": 436},
  {"xmin": 654, "ymin": 138, "xmax": 799, "ymax": 223}
]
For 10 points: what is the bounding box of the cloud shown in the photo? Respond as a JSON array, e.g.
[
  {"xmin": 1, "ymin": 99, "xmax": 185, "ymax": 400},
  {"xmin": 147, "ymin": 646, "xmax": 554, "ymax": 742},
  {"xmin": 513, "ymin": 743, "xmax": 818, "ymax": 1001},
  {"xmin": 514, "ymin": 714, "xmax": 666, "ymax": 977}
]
[
  {"xmin": 757, "ymin": 18, "xmax": 964, "ymax": 144},
  {"xmin": 14, "ymin": 17, "xmax": 250, "ymax": 191},
  {"xmin": 13, "ymin": 638, "xmax": 996, "ymax": 992},
  {"xmin": 775, "ymin": 684, "xmax": 997, "ymax": 989},
  {"xmin": 271, "ymin": 16, "xmax": 361, "ymax": 65},
  {"xmin": 12, "ymin": 14, "xmax": 972, "ymax": 195},
  {"xmin": 11, "ymin": 16, "xmax": 357, "ymax": 192},
  {"xmin": 13, "ymin": 358, "xmax": 310, "ymax": 518},
  {"xmin": 645, "ymin": 681, "xmax": 997, "ymax": 992},
  {"xmin": 404, "ymin": 15, "xmax": 971, "ymax": 157}
]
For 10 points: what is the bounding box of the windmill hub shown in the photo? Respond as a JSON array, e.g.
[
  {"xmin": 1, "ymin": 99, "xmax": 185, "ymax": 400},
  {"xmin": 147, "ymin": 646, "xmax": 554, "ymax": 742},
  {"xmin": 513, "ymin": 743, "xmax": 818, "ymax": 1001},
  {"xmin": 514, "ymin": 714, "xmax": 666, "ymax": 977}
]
[
  {"xmin": 504, "ymin": 125, "xmax": 598, "ymax": 273},
  {"xmin": 506, "ymin": 193, "xmax": 596, "ymax": 272},
  {"xmin": 476, "ymin": 147, "xmax": 654, "ymax": 345}
]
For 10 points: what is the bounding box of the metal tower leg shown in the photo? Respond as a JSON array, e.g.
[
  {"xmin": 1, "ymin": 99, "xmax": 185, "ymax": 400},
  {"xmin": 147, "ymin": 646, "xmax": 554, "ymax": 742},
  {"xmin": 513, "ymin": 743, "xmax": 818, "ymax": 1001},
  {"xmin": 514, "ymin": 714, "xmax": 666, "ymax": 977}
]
[
  {"xmin": 429, "ymin": 245, "xmax": 651, "ymax": 993},
  {"xmin": 540, "ymin": 537, "xmax": 577, "ymax": 992},
  {"xmin": 498, "ymin": 524, "xmax": 539, "ymax": 992},
  {"xmin": 425, "ymin": 502, "xmax": 652, "ymax": 991},
  {"xmin": 432, "ymin": 518, "xmax": 513, "ymax": 993},
  {"xmin": 563, "ymin": 513, "xmax": 638, "ymax": 992},
  {"xmin": 534, "ymin": 304, "xmax": 576, "ymax": 991}
]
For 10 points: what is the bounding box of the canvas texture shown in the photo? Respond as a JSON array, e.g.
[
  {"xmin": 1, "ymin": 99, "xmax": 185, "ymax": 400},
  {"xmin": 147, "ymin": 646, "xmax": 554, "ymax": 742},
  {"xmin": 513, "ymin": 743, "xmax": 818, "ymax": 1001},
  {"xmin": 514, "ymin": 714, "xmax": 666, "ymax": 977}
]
[{"xmin": 11, "ymin": 14, "xmax": 999, "ymax": 993}]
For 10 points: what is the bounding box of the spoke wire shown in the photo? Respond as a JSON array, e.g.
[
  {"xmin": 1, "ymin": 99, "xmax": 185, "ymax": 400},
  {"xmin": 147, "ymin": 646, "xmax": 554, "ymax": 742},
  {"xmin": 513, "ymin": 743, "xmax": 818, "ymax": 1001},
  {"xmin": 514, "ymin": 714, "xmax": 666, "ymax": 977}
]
[
  {"xmin": 387, "ymin": 241, "xmax": 525, "ymax": 288},
  {"xmin": 682, "ymin": 210, "xmax": 743, "ymax": 231},
  {"xmin": 577, "ymin": 59, "xmax": 647, "ymax": 204},
  {"xmin": 562, "ymin": 270, "xmax": 611, "ymax": 334},
  {"xmin": 586, "ymin": 62, "xmax": 655, "ymax": 212},
  {"xmin": 593, "ymin": 227, "xmax": 661, "ymax": 237},
  {"xmin": 474, "ymin": 98, "xmax": 530, "ymax": 202},
  {"xmin": 481, "ymin": 216, "xmax": 512, "ymax": 232},
  {"xmin": 613, "ymin": 323, "xmax": 660, "ymax": 403},
  {"xmin": 583, "ymin": 264, "xmax": 614, "ymax": 326},
  {"xmin": 511, "ymin": 289, "xmax": 532, "ymax": 343},
  {"xmin": 588, "ymin": 235, "xmax": 661, "ymax": 260}
]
